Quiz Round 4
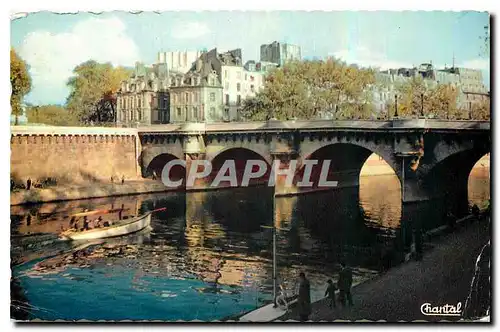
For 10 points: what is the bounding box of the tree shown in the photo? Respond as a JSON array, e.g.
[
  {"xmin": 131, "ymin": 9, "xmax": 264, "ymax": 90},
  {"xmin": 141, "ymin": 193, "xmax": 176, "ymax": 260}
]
[
  {"xmin": 10, "ymin": 48, "xmax": 31, "ymax": 124},
  {"xmin": 26, "ymin": 105, "xmax": 80, "ymax": 126},
  {"xmin": 470, "ymin": 98, "xmax": 490, "ymax": 120},
  {"xmin": 241, "ymin": 59, "xmax": 376, "ymax": 121},
  {"xmin": 428, "ymin": 84, "xmax": 465, "ymax": 119},
  {"xmin": 66, "ymin": 61, "xmax": 131, "ymax": 124},
  {"xmin": 387, "ymin": 77, "xmax": 464, "ymax": 119}
]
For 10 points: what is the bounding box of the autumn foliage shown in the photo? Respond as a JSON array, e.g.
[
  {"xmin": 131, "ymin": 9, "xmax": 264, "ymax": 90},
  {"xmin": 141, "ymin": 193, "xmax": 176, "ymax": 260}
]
[
  {"xmin": 241, "ymin": 58, "xmax": 376, "ymax": 121},
  {"xmin": 66, "ymin": 61, "xmax": 131, "ymax": 124},
  {"xmin": 10, "ymin": 48, "xmax": 31, "ymax": 119}
]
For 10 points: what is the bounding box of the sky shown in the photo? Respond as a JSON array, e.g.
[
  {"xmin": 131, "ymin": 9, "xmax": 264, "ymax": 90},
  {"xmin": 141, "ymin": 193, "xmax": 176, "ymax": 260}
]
[{"xmin": 10, "ymin": 11, "xmax": 490, "ymax": 106}]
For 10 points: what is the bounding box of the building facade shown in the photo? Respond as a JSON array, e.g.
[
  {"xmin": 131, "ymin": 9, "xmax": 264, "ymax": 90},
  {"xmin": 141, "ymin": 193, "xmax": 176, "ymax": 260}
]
[
  {"xmin": 260, "ymin": 41, "xmax": 302, "ymax": 67},
  {"xmin": 441, "ymin": 67, "xmax": 489, "ymax": 110},
  {"xmin": 196, "ymin": 48, "xmax": 267, "ymax": 121},
  {"xmin": 169, "ymin": 59, "xmax": 224, "ymax": 123},
  {"xmin": 371, "ymin": 63, "xmax": 489, "ymax": 117},
  {"xmin": 116, "ymin": 62, "xmax": 170, "ymax": 126}
]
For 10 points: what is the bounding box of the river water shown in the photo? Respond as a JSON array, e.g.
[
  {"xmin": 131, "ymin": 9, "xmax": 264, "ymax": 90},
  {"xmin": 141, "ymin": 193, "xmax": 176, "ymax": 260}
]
[{"xmin": 10, "ymin": 170, "xmax": 489, "ymax": 321}]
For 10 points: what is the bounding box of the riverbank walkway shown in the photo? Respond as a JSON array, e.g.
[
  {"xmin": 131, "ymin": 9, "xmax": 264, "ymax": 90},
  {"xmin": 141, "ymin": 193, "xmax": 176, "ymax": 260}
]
[{"xmin": 276, "ymin": 217, "xmax": 490, "ymax": 322}]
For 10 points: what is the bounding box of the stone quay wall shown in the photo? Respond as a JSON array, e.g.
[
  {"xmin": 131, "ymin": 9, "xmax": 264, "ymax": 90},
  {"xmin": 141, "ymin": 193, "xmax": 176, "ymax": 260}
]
[{"xmin": 10, "ymin": 126, "xmax": 141, "ymax": 186}]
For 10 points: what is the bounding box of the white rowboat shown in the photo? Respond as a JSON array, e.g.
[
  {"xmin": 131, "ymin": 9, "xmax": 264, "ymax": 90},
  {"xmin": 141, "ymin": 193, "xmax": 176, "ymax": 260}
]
[{"xmin": 60, "ymin": 208, "xmax": 166, "ymax": 241}]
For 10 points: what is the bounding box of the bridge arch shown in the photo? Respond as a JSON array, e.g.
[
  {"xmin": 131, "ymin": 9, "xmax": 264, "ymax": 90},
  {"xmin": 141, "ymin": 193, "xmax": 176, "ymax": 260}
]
[
  {"xmin": 140, "ymin": 146, "xmax": 184, "ymax": 176},
  {"xmin": 141, "ymin": 151, "xmax": 184, "ymax": 182},
  {"xmin": 419, "ymin": 146, "xmax": 490, "ymax": 217},
  {"xmin": 206, "ymin": 145, "xmax": 272, "ymax": 165},
  {"xmin": 296, "ymin": 142, "xmax": 401, "ymax": 188},
  {"xmin": 208, "ymin": 147, "xmax": 272, "ymax": 187}
]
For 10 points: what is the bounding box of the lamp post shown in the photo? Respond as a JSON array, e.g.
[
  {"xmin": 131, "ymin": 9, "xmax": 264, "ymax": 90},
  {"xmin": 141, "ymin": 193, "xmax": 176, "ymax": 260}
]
[
  {"xmin": 420, "ymin": 93, "xmax": 424, "ymax": 117},
  {"xmin": 394, "ymin": 94, "xmax": 399, "ymax": 118},
  {"xmin": 261, "ymin": 165, "xmax": 293, "ymax": 308}
]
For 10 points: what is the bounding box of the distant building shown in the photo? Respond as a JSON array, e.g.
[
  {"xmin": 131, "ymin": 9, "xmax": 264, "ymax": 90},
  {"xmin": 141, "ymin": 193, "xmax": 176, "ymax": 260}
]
[
  {"xmin": 196, "ymin": 48, "xmax": 266, "ymax": 121},
  {"xmin": 371, "ymin": 63, "xmax": 489, "ymax": 117},
  {"xmin": 441, "ymin": 67, "xmax": 489, "ymax": 110},
  {"xmin": 116, "ymin": 62, "xmax": 170, "ymax": 126},
  {"xmin": 169, "ymin": 58, "xmax": 224, "ymax": 123},
  {"xmin": 260, "ymin": 41, "xmax": 302, "ymax": 67},
  {"xmin": 157, "ymin": 50, "xmax": 204, "ymax": 74}
]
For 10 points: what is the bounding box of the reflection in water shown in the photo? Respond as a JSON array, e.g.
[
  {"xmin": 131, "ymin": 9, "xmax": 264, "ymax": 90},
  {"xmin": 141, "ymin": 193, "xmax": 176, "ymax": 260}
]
[
  {"xmin": 468, "ymin": 167, "xmax": 490, "ymax": 209},
  {"xmin": 11, "ymin": 169, "xmax": 489, "ymax": 321}
]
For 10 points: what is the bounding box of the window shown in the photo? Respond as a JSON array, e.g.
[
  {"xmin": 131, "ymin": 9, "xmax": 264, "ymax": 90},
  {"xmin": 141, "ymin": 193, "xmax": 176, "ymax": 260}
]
[
  {"xmin": 185, "ymin": 92, "xmax": 189, "ymax": 103},
  {"xmin": 225, "ymin": 82, "xmax": 229, "ymax": 90},
  {"xmin": 210, "ymin": 92, "xmax": 216, "ymax": 102},
  {"xmin": 138, "ymin": 110, "xmax": 142, "ymax": 121},
  {"xmin": 194, "ymin": 92, "xmax": 199, "ymax": 103},
  {"xmin": 237, "ymin": 95, "xmax": 241, "ymax": 106},
  {"xmin": 177, "ymin": 107, "xmax": 181, "ymax": 117},
  {"xmin": 225, "ymin": 94, "xmax": 230, "ymax": 105},
  {"xmin": 237, "ymin": 83, "xmax": 241, "ymax": 92},
  {"xmin": 210, "ymin": 107, "xmax": 216, "ymax": 116},
  {"xmin": 193, "ymin": 107, "xmax": 198, "ymax": 120},
  {"xmin": 236, "ymin": 71, "xmax": 241, "ymax": 79},
  {"xmin": 250, "ymin": 84, "xmax": 255, "ymax": 93},
  {"xmin": 245, "ymin": 74, "xmax": 247, "ymax": 80}
]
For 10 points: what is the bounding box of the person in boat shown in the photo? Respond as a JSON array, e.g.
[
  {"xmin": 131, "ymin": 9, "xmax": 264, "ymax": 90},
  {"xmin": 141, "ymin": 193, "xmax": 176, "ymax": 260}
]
[
  {"xmin": 82, "ymin": 216, "xmax": 90, "ymax": 231},
  {"xmin": 69, "ymin": 216, "xmax": 76, "ymax": 228},
  {"xmin": 325, "ymin": 279, "xmax": 337, "ymax": 308},
  {"xmin": 119, "ymin": 204, "xmax": 124, "ymax": 220},
  {"xmin": 95, "ymin": 217, "xmax": 103, "ymax": 228}
]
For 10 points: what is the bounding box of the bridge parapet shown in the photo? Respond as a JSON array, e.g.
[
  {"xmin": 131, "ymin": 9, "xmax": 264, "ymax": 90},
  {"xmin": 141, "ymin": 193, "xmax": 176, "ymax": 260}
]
[{"xmin": 137, "ymin": 119, "xmax": 490, "ymax": 135}]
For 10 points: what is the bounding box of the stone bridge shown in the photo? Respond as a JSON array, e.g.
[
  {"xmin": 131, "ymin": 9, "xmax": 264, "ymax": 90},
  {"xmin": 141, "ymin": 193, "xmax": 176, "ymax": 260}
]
[{"xmin": 138, "ymin": 119, "xmax": 490, "ymax": 218}]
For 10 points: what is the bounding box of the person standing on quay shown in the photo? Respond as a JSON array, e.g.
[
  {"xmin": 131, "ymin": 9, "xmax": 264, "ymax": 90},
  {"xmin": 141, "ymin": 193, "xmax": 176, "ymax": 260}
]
[
  {"xmin": 26, "ymin": 177, "xmax": 32, "ymax": 190},
  {"xmin": 121, "ymin": 175, "xmax": 125, "ymax": 185},
  {"xmin": 325, "ymin": 279, "xmax": 337, "ymax": 309},
  {"xmin": 338, "ymin": 262, "xmax": 353, "ymax": 307},
  {"xmin": 297, "ymin": 272, "xmax": 311, "ymax": 321}
]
